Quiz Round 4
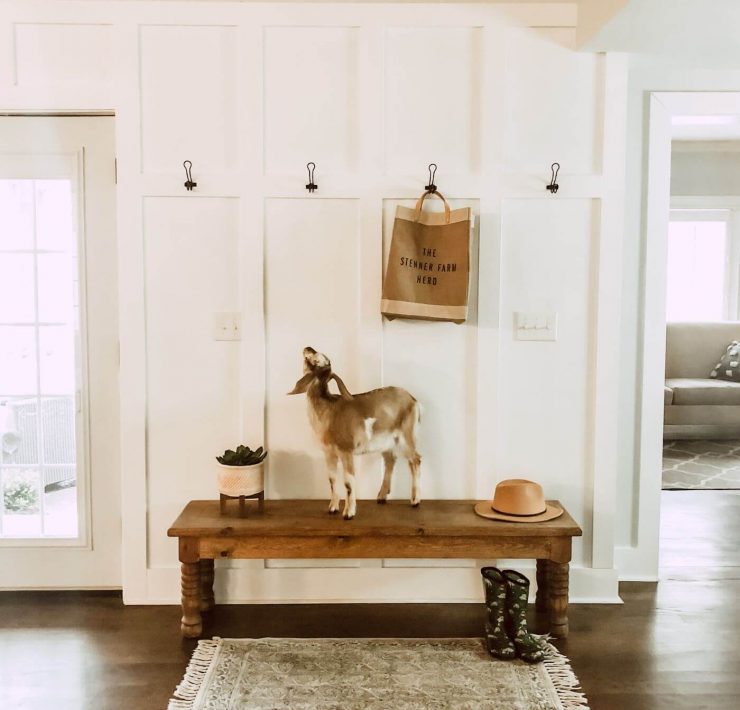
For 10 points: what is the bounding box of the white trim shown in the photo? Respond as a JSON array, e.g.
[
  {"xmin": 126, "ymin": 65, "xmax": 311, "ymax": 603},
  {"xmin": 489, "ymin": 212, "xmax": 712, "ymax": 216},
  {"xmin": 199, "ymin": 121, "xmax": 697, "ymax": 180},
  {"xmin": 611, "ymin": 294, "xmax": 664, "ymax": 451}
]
[
  {"xmin": 590, "ymin": 51, "xmax": 628, "ymax": 570},
  {"xmin": 630, "ymin": 92, "xmax": 740, "ymax": 581},
  {"xmin": 632, "ymin": 94, "xmax": 671, "ymax": 581}
]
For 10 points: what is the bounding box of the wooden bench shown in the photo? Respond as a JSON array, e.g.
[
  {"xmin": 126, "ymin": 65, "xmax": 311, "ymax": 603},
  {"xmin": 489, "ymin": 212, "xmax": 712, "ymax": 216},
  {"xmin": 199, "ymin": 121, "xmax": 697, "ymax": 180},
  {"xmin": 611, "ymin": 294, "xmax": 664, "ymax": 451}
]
[{"xmin": 168, "ymin": 499, "xmax": 582, "ymax": 639}]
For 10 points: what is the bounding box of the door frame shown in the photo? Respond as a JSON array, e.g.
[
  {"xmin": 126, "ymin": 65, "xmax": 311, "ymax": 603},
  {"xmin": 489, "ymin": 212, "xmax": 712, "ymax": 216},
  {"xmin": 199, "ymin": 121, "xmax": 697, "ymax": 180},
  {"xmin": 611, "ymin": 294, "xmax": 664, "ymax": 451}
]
[
  {"xmin": 633, "ymin": 91, "xmax": 740, "ymax": 579},
  {"xmin": 0, "ymin": 113, "xmax": 120, "ymax": 587}
]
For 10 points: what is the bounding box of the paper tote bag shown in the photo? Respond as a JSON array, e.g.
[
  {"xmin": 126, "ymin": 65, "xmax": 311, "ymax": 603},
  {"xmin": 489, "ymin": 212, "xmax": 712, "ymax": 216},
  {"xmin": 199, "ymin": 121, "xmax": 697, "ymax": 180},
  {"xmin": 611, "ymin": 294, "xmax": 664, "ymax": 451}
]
[{"xmin": 381, "ymin": 191, "xmax": 471, "ymax": 323}]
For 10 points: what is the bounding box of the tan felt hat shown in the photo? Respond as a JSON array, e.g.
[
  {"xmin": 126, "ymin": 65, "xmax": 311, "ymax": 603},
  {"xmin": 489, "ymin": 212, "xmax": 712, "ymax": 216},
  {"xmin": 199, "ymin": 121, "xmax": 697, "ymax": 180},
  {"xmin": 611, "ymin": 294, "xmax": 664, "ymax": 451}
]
[{"xmin": 474, "ymin": 478, "xmax": 563, "ymax": 523}]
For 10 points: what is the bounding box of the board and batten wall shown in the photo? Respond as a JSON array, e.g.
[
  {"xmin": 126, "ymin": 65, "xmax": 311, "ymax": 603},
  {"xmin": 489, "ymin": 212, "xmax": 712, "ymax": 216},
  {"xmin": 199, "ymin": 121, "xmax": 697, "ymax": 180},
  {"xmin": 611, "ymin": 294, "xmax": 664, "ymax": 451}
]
[{"xmin": 0, "ymin": 1, "xmax": 627, "ymax": 603}]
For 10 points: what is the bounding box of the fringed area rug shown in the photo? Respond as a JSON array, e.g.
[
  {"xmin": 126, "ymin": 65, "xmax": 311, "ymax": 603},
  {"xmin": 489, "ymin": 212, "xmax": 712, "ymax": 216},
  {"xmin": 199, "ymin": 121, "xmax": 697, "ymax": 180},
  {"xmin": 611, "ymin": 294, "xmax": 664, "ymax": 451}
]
[{"xmin": 169, "ymin": 637, "xmax": 589, "ymax": 710}]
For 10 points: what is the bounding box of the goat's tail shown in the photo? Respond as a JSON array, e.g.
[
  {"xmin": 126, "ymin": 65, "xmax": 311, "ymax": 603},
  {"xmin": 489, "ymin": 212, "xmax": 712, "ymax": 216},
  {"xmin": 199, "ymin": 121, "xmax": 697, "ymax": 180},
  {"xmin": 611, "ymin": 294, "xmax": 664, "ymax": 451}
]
[{"xmin": 412, "ymin": 399, "xmax": 422, "ymax": 439}]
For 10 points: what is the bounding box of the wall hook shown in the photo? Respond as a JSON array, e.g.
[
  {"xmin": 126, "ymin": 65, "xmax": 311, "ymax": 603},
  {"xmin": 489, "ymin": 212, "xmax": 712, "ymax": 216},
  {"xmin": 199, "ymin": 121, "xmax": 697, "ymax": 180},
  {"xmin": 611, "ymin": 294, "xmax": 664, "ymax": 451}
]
[
  {"xmin": 305, "ymin": 162, "xmax": 318, "ymax": 193},
  {"xmin": 546, "ymin": 162, "xmax": 560, "ymax": 194},
  {"xmin": 425, "ymin": 163, "xmax": 438, "ymax": 192},
  {"xmin": 183, "ymin": 160, "xmax": 197, "ymax": 191}
]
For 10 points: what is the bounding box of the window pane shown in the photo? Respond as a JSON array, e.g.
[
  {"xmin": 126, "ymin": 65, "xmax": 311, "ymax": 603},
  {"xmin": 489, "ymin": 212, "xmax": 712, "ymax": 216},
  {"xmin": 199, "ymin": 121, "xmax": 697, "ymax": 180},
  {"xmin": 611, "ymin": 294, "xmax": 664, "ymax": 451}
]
[
  {"xmin": 41, "ymin": 397, "xmax": 76, "ymax": 465},
  {"xmin": 38, "ymin": 253, "xmax": 76, "ymax": 324},
  {"xmin": 666, "ymin": 220, "xmax": 727, "ymax": 322},
  {"xmin": 43, "ymin": 474, "xmax": 77, "ymax": 537},
  {"xmin": 0, "ymin": 254, "xmax": 35, "ymax": 323},
  {"xmin": 0, "ymin": 326, "xmax": 38, "ymax": 395},
  {"xmin": 39, "ymin": 326, "xmax": 76, "ymax": 395},
  {"xmin": 1, "ymin": 467, "xmax": 42, "ymax": 537},
  {"xmin": 35, "ymin": 180, "xmax": 75, "ymax": 252},
  {"xmin": 0, "ymin": 398, "xmax": 39, "ymax": 465},
  {"xmin": 0, "ymin": 180, "xmax": 34, "ymax": 250}
]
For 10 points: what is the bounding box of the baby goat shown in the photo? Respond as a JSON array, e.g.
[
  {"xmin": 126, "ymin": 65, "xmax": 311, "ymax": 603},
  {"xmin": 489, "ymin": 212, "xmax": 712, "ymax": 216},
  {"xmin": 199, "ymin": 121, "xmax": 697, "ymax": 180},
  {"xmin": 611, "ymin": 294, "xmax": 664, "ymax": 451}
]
[{"xmin": 288, "ymin": 347, "xmax": 422, "ymax": 520}]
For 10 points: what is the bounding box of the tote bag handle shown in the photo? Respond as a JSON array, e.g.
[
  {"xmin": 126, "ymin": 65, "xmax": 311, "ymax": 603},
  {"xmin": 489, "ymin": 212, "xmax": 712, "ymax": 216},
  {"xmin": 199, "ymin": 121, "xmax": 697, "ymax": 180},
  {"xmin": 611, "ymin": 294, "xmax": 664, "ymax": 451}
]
[{"xmin": 414, "ymin": 190, "xmax": 451, "ymax": 224}]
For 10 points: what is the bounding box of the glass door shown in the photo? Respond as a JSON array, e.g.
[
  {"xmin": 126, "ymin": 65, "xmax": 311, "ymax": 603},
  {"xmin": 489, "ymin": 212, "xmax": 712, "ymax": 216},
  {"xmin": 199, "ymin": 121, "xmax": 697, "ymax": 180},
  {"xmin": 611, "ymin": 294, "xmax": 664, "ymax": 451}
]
[
  {"xmin": 0, "ymin": 116, "xmax": 119, "ymax": 588},
  {"xmin": 0, "ymin": 177, "xmax": 81, "ymax": 539}
]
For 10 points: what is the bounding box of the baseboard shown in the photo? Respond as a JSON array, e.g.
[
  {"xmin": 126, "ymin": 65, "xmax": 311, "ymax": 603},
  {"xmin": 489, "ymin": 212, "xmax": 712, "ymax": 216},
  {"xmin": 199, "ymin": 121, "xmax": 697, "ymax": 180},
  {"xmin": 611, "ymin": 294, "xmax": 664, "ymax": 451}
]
[
  {"xmin": 131, "ymin": 563, "xmax": 622, "ymax": 605},
  {"xmin": 615, "ymin": 544, "xmax": 659, "ymax": 581}
]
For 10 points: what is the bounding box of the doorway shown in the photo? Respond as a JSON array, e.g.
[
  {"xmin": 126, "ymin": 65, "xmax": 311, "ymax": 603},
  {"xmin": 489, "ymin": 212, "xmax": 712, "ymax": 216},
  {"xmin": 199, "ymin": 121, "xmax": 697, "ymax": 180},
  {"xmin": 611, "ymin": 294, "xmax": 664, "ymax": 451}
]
[
  {"xmin": 0, "ymin": 116, "xmax": 120, "ymax": 588},
  {"xmin": 638, "ymin": 92, "xmax": 740, "ymax": 577}
]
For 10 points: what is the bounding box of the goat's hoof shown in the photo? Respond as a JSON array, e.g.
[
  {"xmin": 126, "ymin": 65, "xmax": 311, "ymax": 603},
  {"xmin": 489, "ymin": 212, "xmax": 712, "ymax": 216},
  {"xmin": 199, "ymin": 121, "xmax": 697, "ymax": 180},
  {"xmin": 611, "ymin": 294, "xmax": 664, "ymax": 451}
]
[
  {"xmin": 343, "ymin": 513, "xmax": 355, "ymax": 521},
  {"xmin": 328, "ymin": 508, "xmax": 339, "ymax": 515},
  {"xmin": 411, "ymin": 501, "xmax": 420, "ymax": 508},
  {"xmin": 376, "ymin": 498, "xmax": 387, "ymax": 504}
]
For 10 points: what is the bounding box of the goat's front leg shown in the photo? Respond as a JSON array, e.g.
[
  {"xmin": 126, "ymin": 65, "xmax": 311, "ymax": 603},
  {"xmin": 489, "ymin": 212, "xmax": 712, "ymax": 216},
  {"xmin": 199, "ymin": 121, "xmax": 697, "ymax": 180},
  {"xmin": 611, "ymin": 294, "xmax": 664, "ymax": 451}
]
[
  {"xmin": 377, "ymin": 451, "xmax": 396, "ymax": 503},
  {"xmin": 325, "ymin": 450, "xmax": 341, "ymax": 514},
  {"xmin": 339, "ymin": 452, "xmax": 357, "ymax": 520},
  {"xmin": 408, "ymin": 452, "xmax": 421, "ymax": 507}
]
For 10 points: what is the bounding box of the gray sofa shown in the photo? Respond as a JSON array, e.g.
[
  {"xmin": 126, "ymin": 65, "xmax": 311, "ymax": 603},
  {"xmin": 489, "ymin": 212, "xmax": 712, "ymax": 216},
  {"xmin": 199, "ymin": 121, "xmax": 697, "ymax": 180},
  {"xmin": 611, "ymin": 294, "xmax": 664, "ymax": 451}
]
[{"xmin": 664, "ymin": 322, "xmax": 740, "ymax": 439}]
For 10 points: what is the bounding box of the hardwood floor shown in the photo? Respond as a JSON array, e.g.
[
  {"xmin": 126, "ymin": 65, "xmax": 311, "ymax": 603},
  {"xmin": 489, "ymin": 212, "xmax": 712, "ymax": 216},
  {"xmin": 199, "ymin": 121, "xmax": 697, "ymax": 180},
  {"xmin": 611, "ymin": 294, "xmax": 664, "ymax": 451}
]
[{"xmin": 1, "ymin": 490, "xmax": 738, "ymax": 710}]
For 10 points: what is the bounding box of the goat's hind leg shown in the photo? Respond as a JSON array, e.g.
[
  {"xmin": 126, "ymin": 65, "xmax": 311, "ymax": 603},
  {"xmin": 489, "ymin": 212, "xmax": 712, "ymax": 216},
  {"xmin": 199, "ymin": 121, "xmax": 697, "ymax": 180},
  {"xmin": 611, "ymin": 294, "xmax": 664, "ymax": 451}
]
[
  {"xmin": 325, "ymin": 450, "xmax": 341, "ymax": 514},
  {"xmin": 377, "ymin": 451, "xmax": 396, "ymax": 504}
]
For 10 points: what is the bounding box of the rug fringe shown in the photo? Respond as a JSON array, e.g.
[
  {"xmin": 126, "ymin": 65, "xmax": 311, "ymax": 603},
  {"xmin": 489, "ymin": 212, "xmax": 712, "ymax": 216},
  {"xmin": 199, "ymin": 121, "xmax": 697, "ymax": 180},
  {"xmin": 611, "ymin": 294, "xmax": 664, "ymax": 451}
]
[
  {"xmin": 167, "ymin": 638, "xmax": 221, "ymax": 710},
  {"xmin": 540, "ymin": 637, "xmax": 591, "ymax": 710}
]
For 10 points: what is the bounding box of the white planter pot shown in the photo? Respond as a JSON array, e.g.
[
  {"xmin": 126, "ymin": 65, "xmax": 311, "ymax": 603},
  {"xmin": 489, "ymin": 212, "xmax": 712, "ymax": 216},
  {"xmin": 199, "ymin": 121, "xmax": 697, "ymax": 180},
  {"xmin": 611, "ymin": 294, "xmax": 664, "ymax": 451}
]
[{"xmin": 216, "ymin": 461, "xmax": 265, "ymax": 497}]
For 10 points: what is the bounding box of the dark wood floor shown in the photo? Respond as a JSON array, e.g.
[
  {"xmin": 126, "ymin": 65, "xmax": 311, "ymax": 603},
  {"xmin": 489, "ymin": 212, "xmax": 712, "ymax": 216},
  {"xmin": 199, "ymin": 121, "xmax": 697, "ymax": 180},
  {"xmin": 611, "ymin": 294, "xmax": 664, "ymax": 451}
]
[{"xmin": 1, "ymin": 490, "xmax": 738, "ymax": 710}]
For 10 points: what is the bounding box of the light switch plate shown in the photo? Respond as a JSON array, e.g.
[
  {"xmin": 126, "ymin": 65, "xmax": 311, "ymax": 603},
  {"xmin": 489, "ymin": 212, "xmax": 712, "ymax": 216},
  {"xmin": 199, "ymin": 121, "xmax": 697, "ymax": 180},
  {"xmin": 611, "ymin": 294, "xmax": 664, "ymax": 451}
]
[
  {"xmin": 514, "ymin": 312, "xmax": 557, "ymax": 341},
  {"xmin": 213, "ymin": 312, "xmax": 241, "ymax": 341}
]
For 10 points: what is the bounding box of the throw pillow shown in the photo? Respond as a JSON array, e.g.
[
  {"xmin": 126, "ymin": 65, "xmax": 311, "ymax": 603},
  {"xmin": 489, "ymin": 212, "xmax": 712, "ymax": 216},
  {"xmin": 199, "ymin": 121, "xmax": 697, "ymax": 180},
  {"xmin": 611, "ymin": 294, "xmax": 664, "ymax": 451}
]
[{"xmin": 710, "ymin": 341, "xmax": 740, "ymax": 381}]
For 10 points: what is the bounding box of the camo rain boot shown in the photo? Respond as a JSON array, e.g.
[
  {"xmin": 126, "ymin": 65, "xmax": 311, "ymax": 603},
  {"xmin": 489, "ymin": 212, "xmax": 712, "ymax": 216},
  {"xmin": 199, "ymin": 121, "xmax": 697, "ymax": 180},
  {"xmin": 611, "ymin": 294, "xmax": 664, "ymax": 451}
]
[
  {"xmin": 502, "ymin": 569, "xmax": 546, "ymax": 664},
  {"xmin": 480, "ymin": 567, "xmax": 516, "ymax": 660}
]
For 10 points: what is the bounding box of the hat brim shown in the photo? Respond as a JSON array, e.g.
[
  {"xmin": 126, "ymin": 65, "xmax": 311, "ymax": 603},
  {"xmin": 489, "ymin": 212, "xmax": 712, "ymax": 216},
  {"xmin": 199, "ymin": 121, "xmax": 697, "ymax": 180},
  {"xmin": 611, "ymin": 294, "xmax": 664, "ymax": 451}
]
[{"xmin": 473, "ymin": 501, "xmax": 563, "ymax": 523}]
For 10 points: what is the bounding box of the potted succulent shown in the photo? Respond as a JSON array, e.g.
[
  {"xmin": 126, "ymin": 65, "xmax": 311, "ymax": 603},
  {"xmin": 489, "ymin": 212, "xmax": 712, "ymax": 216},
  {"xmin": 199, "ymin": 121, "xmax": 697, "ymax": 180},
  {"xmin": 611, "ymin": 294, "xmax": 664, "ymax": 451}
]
[{"xmin": 216, "ymin": 445, "xmax": 267, "ymax": 497}]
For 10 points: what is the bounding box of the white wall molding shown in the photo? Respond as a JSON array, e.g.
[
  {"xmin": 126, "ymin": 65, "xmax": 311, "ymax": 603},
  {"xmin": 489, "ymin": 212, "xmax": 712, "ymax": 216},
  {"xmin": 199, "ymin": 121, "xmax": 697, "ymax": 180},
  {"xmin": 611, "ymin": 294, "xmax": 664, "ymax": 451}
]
[{"xmin": 0, "ymin": 0, "xmax": 624, "ymax": 604}]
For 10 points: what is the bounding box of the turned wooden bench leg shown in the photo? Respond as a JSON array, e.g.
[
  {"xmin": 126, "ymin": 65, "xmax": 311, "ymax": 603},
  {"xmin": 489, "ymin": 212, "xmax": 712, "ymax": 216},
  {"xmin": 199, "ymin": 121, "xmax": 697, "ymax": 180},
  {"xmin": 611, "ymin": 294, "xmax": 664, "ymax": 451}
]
[
  {"xmin": 179, "ymin": 538, "xmax": 202, "ymax": 638},
  {"xmin": 535, "ymin": 558, "xmax": 550, "ymax": 614},
  {"xmin": 200, "ymin": 559, "xmax": 215, "ymax": 613},
  {"xmin": 548, "ymin": 560, "xmax": 570, "ymax": 638}
]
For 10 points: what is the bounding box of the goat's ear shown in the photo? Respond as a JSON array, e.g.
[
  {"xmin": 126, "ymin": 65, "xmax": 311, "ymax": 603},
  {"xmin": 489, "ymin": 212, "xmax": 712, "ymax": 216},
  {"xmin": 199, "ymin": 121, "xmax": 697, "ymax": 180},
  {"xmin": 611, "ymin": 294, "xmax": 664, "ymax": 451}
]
[
  {"xmin": 288, "ymin": 373, "xmax": 314, "ymax": 395},
  {"xmin": 331, "ymin": 374, "xmax": 354, "ymax": 401}
]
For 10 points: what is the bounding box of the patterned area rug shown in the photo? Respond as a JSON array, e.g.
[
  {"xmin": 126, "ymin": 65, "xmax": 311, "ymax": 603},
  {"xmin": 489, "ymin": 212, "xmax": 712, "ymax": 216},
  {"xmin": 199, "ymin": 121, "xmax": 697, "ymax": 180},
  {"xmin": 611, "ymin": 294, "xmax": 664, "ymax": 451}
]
[
  {"xmin": 168, "ymin": 637, "xmax": 588, "ymax": 710},
  {"xmin": 663, "ymin": 440, "xmax": 740, "ymax": 489}
]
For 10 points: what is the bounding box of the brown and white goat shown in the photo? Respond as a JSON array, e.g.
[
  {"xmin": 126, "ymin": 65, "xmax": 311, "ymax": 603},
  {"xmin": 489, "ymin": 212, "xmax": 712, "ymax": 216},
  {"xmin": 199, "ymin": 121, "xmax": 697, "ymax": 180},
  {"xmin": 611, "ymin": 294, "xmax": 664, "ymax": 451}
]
[{"xmin": 288, "ymin": 347, "xmax": 421, "ymax": 520}]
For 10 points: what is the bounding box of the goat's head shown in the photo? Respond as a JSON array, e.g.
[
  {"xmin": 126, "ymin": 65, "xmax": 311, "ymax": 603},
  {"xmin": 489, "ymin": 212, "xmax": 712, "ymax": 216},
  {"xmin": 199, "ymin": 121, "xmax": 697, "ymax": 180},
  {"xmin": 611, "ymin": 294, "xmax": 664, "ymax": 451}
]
[{"xmin": 288, "ymin": 347, "xmax": 353, "ymax": 399}]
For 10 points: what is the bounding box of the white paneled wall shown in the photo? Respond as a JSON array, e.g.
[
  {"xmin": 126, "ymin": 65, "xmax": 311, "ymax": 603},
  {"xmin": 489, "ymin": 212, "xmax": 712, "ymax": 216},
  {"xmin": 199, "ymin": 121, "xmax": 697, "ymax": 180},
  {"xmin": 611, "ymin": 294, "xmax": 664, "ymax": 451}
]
[
  {"xmin": 504, "ymin": 27, "xmax": 603, "ymax": 174},
  {"xmin": 382, "ymin": 198, "xmax": 480, "ymax": 502},
  {"xmin": 264, "ymin": 27, "xmax": 359, "ymax": 175},
  {"xmin": 144, "ymin": 197, "xmax": 241, "ymax": 567},
  {"xmin": 14, "ymin": 23, "xmax": 114, "ymax": 87},
  {"xmin": 265, "ymin": 198, "xmax": 361, "ymax": 499},
  {"xmin": 0, "ymin": 1, "xmax": 626, "ymax": 603},
  {"xmin": 139, "ymin": 25, "xmax": 238, "ymax": 173},
  {"xmin": 384, "ymin": 27, "xmax": 483, "ymax": 174}
]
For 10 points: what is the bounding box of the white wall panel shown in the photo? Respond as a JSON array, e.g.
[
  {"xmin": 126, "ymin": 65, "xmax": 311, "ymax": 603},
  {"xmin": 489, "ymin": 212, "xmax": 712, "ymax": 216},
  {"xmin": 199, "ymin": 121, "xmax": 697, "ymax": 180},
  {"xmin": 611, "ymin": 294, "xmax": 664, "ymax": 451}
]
[
  {"xmin": 504, "ymin": 28, "xmax": 603, "ymax": 174},
  {"xmin": 381, "ymin": 198, "xmax": 480, "ymax": 502},
  {"xmin": 384, "ymin": 28, "xmax": 482, "ymax": 175},
  {"xmin": 14, "ymin": 24, "xmax": 114, "ymax": 87},
  {"xmin": 264, "ymin": 198, "xmax": 361, "ymax": 501},
  {"xmin": 498, "ymin": 198, "xmax": 597, "ymax": 565},
  {"xmin": 140, "ymin": 25, "xmax": 237, "ymax": 173},
  {"xmin": 264, "ymin": 27, "xmax": 359, "ymax": 175},
  {"xmin": 144, "ymin": 197, "xmax": 240, "ymax": 567}
]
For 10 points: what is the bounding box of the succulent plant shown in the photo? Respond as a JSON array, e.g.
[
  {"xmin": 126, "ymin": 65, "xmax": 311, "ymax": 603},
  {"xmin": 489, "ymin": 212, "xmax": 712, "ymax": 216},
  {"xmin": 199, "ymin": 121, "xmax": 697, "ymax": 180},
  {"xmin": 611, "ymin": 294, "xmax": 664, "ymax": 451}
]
[{"xmin": 216, "ymin": 445, "xmax": 267, "ymax": 467}]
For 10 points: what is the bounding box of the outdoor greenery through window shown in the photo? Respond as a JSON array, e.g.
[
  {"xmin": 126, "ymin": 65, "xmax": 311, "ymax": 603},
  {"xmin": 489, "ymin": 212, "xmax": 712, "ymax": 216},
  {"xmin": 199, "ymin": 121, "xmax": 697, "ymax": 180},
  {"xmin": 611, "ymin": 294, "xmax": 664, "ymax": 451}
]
[{"xmin": 0, "ymin": 179, "xmax": 79, "ymax": 538}]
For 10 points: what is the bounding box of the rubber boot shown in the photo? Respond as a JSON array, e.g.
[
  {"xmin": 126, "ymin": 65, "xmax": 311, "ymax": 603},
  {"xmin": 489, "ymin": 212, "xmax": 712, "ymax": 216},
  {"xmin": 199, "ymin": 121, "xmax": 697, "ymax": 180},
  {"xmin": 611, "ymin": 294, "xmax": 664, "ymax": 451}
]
[
  {"xmin": 502, "ymin": 569, "xmax": 546, "ymax": 664},
  {"xmin": 480, "ymin": 567, "xmax": 516, "ymax": 660}
]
